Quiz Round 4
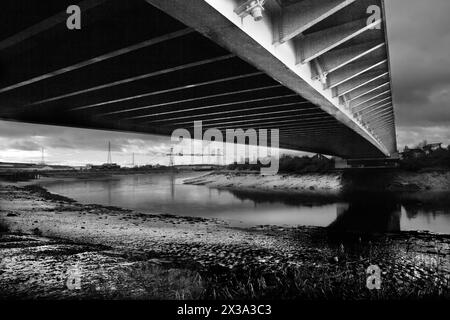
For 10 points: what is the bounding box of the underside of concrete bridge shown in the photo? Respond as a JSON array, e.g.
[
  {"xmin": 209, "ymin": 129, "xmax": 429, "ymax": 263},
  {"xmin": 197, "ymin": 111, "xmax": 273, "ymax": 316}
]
[{"xmin": 0, "ymin": 0, "xmax": 397, "ymax": 159}]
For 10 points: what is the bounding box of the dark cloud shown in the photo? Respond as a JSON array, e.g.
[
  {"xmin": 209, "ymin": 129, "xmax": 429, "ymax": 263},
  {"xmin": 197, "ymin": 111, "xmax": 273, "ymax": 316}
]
[
  {"xmin": 386, "ymin": 0, "xmax": 450, "ymax": 145},
  {"xmin": 8, "ymin": 140, "xmax": 41, "ymax": 151},
  {"xmin": 0, "ymin": 120, "xmax": 171, "ymax": 153},
  {"xmin": 0, "ymin": 120, "xmax": 175, "ymax": 165}
]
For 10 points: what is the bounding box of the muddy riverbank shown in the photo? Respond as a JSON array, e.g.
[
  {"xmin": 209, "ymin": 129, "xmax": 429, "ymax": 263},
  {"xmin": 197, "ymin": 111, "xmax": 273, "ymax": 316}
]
[
  {"xmin": 0, "ymin": 184, "xmax": 449, "ymax": 299},
  {"xmin": 183, "ymin": 170, "xmax": 450, "ymax": 193}
]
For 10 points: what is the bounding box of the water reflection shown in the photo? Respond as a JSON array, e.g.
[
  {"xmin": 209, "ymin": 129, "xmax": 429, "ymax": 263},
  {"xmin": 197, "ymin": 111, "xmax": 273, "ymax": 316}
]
[
  {"xmin": 329, "ymin": 193, "xmax": 401, "ymax": 233},
  {"xmin": 40, "ymin": 173, "xmax": 450, "ymax": 234}
]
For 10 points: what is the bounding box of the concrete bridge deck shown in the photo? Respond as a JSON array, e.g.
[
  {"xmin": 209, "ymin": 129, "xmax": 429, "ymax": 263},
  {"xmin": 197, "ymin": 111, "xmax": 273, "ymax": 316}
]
[{"xmin": 0, "ymin": 0, "xmax": 396, "ymax": 158}]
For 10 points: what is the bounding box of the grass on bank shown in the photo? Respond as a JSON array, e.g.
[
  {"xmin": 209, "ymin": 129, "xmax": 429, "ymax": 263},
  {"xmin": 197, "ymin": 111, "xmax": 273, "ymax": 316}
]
[{"xmin": 87, "ymin": 242, "xmax": 449, "ymax": 300}]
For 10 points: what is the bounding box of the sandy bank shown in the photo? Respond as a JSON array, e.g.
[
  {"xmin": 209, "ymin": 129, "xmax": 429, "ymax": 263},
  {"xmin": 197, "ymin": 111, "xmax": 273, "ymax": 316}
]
[
  {"xmin": 183, "ymin": 172, "xmax": 343, "ymax": 193},
  {"xmin": 183, "ymin": 170, "xmax": 450, "ymax": 193}
]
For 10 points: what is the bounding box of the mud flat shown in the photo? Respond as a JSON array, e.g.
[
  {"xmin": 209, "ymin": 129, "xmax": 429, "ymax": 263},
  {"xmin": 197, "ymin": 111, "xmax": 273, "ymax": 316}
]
[
  {"xmin": 0, "ymin": 184, "xmax": 449, "ymax": 299},
  {"xmin": 183, "ymin": 170, "xmax": 450, "ymax": 193},
  {"xmin": 183, "ymin": 172, "xmax": 343, "ymax": 194}
]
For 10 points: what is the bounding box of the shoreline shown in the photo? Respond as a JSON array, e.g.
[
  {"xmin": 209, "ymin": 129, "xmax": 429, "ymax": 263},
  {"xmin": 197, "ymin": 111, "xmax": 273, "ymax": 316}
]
[
  {"xmin": 183, "ymin": 171, "xmax": 342, "ymax": 195},
  {"xmin": 183, "ymin": 169, "xmax": 450, "ymax": 193},
  {"xmin": 1, "ymin": 182, "xmax": 449, "ymax": 299}
]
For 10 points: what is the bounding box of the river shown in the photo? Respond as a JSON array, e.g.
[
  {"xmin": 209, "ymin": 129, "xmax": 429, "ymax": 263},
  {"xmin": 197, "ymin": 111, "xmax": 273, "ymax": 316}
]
[{"xmin": 39, "ymin": 172, "xmax": 450, "ymax": 234}]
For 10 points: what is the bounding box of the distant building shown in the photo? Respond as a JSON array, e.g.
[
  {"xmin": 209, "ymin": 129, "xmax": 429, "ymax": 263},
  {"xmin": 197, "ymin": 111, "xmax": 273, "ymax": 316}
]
[
  {"xmin": 139, "ymin": 164, "xmax": 155, "ymax": 169},
  {"xmin": 85, "ymin": 163, "xmax": 121, "ymax": 170},
  {"xmin": 0, "ymin": 162, "xmax": 35, "ymax": 169},
  {"xmin": 400, "ymin": 143, "xmax": 443, "ymax": 159},
  {"xmin": 423, "ymin": 143, "xmax": 443, "ymax": 155},
  {"xmin": 101, "ymin": 163, "xmax": 121, "ymax": 170},
  {"xmin": 0, "ymin": 162, "xmax": 75, "ymax": 171},
  {"xmin": 0, "ymin": 163, "xmax": 16, "ymax": 168},
  {"xmin": 175, "ymin": 164, "xmax": 221, "ymax": 171},
  {"xmin": 401, "ymin": 146, "xmax": 425, "ymax": 159}
]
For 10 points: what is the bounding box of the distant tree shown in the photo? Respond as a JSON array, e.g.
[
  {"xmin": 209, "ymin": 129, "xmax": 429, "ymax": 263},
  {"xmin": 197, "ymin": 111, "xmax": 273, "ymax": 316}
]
[
  {"xmin": 400, "ymin": 144, "xmax": 450, "ymax": 171},
  {"xmin": 415, "ymin": 140, "xmax": 428, "ymax": 149},
  {"xmin": 227, "ymin": 154, "xmax": 334, "ymax": 173}
]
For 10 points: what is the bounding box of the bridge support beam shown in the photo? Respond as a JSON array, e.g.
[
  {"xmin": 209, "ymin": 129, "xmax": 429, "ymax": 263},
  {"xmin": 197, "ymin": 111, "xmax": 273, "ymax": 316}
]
[
  {"xmin": 312, "ymin": 42, "xmax": 385, "ymax": 81},
  {"xmin": 343, "ymin": 81, "xmax": 390, "ymax": 102},
  {"xmin": 275, "ymin": 0, "xmax": 357, "ymax": 44},
  {"xmin": 326, "ymin": 59, "xmax": 387, "ymax": 89},
  {"xmin": 350, "ymin": 89, "xmax": 391, "ymax": 109},
  {"xmin": 296, "ymin": 18, "xmax": 382, "ymax": 64},
  {"xmin": 353, "ymin": 96, "xmax": 392, "ymax": 113},
  {"xmin": 332, "ymin": 71, "xmax": 388, "ymax": 97},
  {"xmin": 145, "ymin": 0, "xmax": 392, "ymax": 157}
]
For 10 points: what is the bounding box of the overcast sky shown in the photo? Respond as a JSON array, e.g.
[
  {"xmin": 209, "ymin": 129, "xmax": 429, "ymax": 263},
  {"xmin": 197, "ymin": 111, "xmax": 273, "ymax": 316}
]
[
  {"xmin": 385, "ymin": 0, "xmax": 450, "ymax": 148},
  {"xmin": 0, "ymin": 0, "xmax": 449, "ymax": 166}
]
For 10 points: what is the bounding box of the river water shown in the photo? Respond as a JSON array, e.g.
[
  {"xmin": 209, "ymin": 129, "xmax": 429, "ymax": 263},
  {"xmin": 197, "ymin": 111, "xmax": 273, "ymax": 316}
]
[{"xmin": 39, "ymin": 173, "xmax": 450, "ymax": 234}]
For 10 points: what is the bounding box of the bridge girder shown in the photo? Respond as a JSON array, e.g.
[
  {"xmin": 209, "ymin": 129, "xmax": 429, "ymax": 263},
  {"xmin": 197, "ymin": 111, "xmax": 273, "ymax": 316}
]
[{"xmin": 0, "ymin": 0, "xmax": 397, "ymax": 159}]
